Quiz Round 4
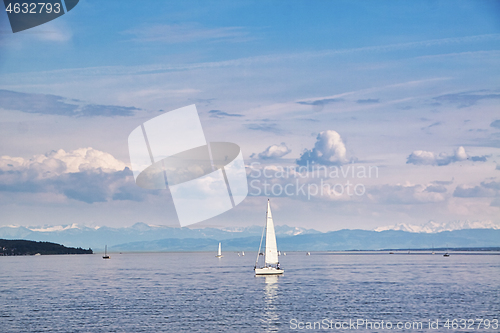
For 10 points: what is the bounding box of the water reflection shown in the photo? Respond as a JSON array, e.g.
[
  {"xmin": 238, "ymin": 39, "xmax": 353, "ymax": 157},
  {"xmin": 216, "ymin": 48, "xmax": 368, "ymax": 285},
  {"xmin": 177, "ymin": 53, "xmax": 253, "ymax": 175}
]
[{"xmin": 261, "ymin": 275, "xmax": 280, "ymax": 332}]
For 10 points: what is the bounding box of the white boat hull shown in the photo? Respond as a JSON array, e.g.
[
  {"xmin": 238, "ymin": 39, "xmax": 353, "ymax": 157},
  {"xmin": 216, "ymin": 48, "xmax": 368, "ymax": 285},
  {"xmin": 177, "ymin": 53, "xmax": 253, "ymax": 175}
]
[{"xmin": 255, "ymin": 267, "xmax": 284, "ymax": 275}]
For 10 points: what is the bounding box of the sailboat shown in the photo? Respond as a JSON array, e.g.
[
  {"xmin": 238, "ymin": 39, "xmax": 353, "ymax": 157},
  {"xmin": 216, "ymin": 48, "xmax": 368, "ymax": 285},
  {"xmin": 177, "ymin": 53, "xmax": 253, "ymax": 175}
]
[
  {"xmin": 216, "ymin": 242, "xmax": 223, "ymax": 258},
  {"xmin": 241, "ymin": 251, "xmax": 245, "ymax": 256},
  {"xmin": 254, "ymin": 200, "xmax": 283, "ymax": 275},
  {"xmin": 443, "ymin": 244, "xmax": 450, "ymax": 257},
  {"xmin": 102, "ymin": 245, "xmax": 110, "ymax": 259}
]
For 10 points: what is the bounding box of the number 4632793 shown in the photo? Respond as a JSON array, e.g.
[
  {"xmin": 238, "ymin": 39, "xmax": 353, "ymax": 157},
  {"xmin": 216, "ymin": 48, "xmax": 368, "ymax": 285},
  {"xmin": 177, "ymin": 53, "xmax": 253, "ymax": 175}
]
[
  {"xmin": 5, "ymin": 2, "xmax": 61, "ymax": 14},
  {"xmin": 444, "ymin": 319, "xmax": 498, "ymax": 330}
]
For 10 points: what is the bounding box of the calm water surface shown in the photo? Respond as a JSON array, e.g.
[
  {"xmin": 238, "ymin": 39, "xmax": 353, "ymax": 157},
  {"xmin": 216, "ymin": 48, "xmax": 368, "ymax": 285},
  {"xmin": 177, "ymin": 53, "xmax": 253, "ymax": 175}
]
[{"xmin": 1, "ymin": 252, "xmax": 499, "ymax": 332}]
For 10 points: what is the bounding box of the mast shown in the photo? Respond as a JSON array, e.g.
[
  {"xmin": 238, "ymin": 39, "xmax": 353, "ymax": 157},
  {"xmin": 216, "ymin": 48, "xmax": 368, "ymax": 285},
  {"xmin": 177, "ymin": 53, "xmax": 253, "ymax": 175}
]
[{"xmin": 255, "ymin": 213, "xmax": 266, "ymax": 269}]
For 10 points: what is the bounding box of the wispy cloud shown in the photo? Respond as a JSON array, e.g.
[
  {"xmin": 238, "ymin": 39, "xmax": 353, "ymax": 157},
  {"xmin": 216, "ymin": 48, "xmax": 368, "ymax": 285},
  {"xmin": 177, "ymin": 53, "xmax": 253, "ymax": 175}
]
[
  {"xmin": 124, "ymin": 23, "xmax": 251, "ymax": 43},
  {"xmin": 208, "ymin": 110, "xmax": 243, "ymax": 118},
  {"xmin": 433, "ymin": 91, "xmax": 500, "ymax": 108},
  {"xmin": 421, "ymin": 121, "xmax": 443, "ymax": 132},
  {"xmin": 296, "ymin": 98, "xmax": 345, "ymax": 112},
  {"xmin": 8, "ymin": 34, "xmax": 499, "ymax": 79},
  {"xmin": 0, "ymin": 19, "xmax": 72, "ymax": 44},
  {"xmin": 244, "ymin": 123, "xmax": 283, "ymax": 134},
  {"xmin": 0, "ymin": 90, "xmax": 140, "ymax": 117},
  {"xmin": 356, "ymin": 99, "xmax": 380, "ymax": 104},
  {"xmin": 297, "ymin": 98, "xmax": 344, "ymax": 106}
]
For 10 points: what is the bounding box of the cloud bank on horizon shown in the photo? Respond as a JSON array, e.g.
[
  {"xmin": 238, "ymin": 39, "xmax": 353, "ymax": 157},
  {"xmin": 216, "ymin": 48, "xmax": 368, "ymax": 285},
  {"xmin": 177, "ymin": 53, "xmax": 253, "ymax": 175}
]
[{"xmin": 0, "ymin": 148, "xmax": 153, "ymax": 204}]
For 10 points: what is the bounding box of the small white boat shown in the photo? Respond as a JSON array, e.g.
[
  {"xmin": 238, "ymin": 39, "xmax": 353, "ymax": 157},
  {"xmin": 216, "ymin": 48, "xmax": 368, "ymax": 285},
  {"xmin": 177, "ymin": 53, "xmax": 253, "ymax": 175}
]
[
  {"xmin": 254, "ymin": 200, "xmax": 283, "ymax": 275},
  {"xmin": 241, "ymin": 251, "xmax": 245, "ymax": 256},
  {"xmin": 215, "ymin": 242, "xmax": 223, "ymax": 258},
  {"xmin": 306, "ymin": 252, "xmax": 310, "ymax": 256}
]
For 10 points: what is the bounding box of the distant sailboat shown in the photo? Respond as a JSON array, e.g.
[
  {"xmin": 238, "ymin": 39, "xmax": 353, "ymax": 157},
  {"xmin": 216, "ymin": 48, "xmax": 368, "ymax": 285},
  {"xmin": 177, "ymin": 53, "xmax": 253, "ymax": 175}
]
[
  {"xmin": 102, "ymin": 245, "xmax": 110, "ymax": 259},
  {"xmin": 241, "ymin": 251, "xmax": 245, "ymax": 256},
  {"xmin": 306, "ymin": 252, "xmax": 311, "ymax": 256},
  {"xmin": 254, "ymin": 200, "xmax": 283, "ymax": 275},
  {"xmin": 443, "ymin": 244, "xmax": 450, "ymax": 257},
  {"xmin": 216, "ymin": 242, "xmax": 223, "ymax": 258}
]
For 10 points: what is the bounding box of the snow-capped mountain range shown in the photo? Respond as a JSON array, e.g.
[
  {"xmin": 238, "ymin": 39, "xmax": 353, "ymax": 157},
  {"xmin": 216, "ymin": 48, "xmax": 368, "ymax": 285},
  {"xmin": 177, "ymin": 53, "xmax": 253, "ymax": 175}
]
[
  {"xmin": 374, "ymin": 220, "xmax": 500, "ymax": 233},
  {"xmin": 0, "ymin": 223, "xmax": 320, "ymax": 250},
  {"xmin": 1, "ymin": 221, "xmax": 499, "ymax": 251}
]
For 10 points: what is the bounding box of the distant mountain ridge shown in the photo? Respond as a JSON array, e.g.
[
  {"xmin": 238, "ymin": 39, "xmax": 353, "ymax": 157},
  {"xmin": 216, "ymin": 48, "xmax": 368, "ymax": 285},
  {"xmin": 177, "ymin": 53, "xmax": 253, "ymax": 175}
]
[
  {"xmin": 0, "ymin": 223, "xmax": 499, "ymax": 252},
  {"xmin": 110, "ymin": 229, "xmax": 500, "ymax": 252},
  {"xmin": 0, "ymin": 223, "xmax": 319, "ymax": 250}
]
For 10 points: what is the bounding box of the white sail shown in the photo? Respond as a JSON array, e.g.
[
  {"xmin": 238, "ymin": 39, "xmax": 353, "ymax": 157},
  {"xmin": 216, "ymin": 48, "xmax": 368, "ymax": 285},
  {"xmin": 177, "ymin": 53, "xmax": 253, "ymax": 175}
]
[
  {"xmin": 265, "ymin": 200, "xmax": 279, "ymax": 265},
  {"xmin": 218, "ymin": 242, "xmax": 222, "ymax": 256}
]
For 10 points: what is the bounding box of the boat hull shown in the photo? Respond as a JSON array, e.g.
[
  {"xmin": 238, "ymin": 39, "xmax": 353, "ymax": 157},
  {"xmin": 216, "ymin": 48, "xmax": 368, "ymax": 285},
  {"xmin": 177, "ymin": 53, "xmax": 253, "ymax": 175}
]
[{"xmin": 255, "ymin": 267, "xmax": 284, "ymax": 275}]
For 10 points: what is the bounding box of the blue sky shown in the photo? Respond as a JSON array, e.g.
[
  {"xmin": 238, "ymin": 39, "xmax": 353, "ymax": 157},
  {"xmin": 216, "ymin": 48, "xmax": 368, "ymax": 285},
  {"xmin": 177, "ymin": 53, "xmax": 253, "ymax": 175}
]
[{"xmin": 0, "ymin": 0, "xmax": 499, "ymax": 231}]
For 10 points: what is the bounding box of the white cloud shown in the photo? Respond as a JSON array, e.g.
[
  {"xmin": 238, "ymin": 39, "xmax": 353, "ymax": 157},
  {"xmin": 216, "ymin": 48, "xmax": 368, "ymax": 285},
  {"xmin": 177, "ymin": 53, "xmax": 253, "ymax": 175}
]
[
  {"xmin": 0, "ymin": 148, "xmax": 151, "ymax": 204},
  {"xmin": 253, "ymin": 143, "xmax": 291, "ymax": 159},
  {"xmin": 0, "ymin": 147, "xmax": 127, "ymax": 177},
  {"xmin": 297, "ymin": 130, "xmax": 348, "ymax": 166},
  {"xmin": 406, "ymin": 146, "xmax": 479, "ymax": 166}
]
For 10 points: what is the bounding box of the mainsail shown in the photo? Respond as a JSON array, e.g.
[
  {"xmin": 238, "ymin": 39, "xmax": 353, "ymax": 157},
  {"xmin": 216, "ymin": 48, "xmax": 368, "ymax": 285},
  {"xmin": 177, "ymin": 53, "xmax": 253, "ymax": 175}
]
[{"xmin": 264, "ymin": 200, "xmax": 279, "ymax": 265}]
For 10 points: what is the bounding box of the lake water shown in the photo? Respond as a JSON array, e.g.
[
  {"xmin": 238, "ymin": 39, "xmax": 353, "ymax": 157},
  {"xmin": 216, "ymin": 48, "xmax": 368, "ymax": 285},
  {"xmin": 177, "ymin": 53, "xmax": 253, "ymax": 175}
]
[{"xmin": 1, "ymin": 252, "xmax": 499, "ymax": 332}]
